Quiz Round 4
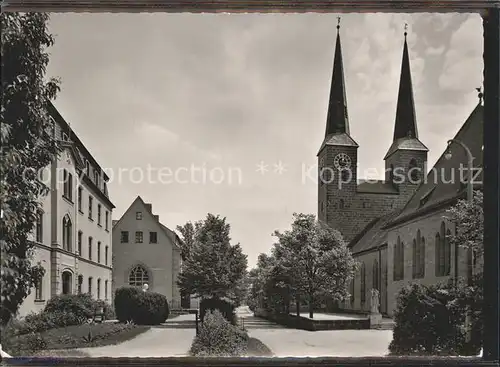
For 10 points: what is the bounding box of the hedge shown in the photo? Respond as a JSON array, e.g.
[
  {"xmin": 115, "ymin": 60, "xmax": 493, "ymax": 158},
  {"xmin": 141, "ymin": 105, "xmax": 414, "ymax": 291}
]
[
  {"xmin": 199, "ymin": 297, "xmax": 236, "ymax": 325},
  {"xmin": 114, "ymin": 287, "xmax": 169, "ymax": 325},
  {"xmin": 190, "ymin": 310, "xmax": 248, "ymax": 357}
]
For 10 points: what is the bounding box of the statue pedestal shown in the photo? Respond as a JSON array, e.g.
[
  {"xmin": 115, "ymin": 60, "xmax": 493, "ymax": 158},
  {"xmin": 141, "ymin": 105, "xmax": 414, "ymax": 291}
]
[{"xmin": 369, "ymin": 312, "xmax": 382, "ymax": 329}]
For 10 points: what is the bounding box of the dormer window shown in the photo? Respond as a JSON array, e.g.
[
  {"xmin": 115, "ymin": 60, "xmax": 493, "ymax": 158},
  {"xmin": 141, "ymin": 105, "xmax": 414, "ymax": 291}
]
[{"xmin": 136, "ymin": 212, "xmax": 143, "ymax": 220}]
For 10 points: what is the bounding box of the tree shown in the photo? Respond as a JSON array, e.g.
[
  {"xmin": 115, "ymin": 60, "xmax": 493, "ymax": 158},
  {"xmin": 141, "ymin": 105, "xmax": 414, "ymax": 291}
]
[
  {"xmin": 176, "ymin": 220, "xmax": 203, "ymax": 262},
  {"xmin": 248, "ymin": 253, "xmax": 275, "ymax": 311},
  {"xmin": 445, "ymin": 190, "xmax": 484, "ymax": 352},
  {"xmin": 177, "ymin": 214, "xmax": 248, "ymax": 303},
  {"xmin": 446, "ymin": 190, "xmax": 484, "ymax": 266},
  {"xmin": 273, "ymin": 213, "xmax": 358, "ymax": 319},
  {"xmin": 1, "ymin": 13, "xmax": 60, "ymax": 326}
]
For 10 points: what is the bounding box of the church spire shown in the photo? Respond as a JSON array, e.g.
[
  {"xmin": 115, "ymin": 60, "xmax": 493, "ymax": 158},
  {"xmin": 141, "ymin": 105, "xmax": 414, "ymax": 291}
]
[
  {"xmin": 325, "ymin": 17, "xmax": 350, "ymax": 137},
  {"xmin": 384, "ymin": 24, "xmax": 428, "ymax": 160},
  {"xmin": 392, "ymin": 23, "xmax": 418, "ymax": 141}
]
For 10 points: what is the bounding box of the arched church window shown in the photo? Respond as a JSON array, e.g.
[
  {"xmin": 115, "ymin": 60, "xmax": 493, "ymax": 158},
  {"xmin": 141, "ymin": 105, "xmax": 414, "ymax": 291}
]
[
  {"xmin": 129, "ymin": 265, "xmax": 149, "ymax": 287},
  {"xmin": 360, "ymin": 263, "xmax": 366, "ymax": 305},
  {"xmin": 408, "ymin": 159, "xmax": 420, "ymax": 183},
  {"xmin": 445, "ymin": 229, "xmax": 451, "ymax": 276}
]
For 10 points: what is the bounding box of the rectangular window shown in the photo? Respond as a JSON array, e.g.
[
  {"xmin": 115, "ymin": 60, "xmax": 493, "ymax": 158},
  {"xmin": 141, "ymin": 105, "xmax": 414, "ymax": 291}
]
[
  {"xmin": 97, "ymin": 242, "xmax": 101, "ymax": 263},
  {"xmin": 78, "ymin": 187, "xmax": 83, "ymax": 212},
  {"xmin": 88, "ymin": 196, "xmax": 93, "ymax": 220},
  {"xmin": 88, "ymin": 277, "xmax": 93, "ymax": 296},
  {"xmin": 136, "ymin": 212, "xmax": 143, "ymax": 220},
  {"xmin": 149, "ymin": 231, "xmax": 158, "ymax": 244},
  {"xmin": 135, "ymin": 231, "xmax": 143, "ymax": 243},
  {"xmin": 86, "ymin": 161, "xmax": 90, "ymax": 176},
  {"xmin": 97, "ymin": 204, "xmax": 102, "ymax": 226},
  {"xmin": 104, "ymin": 182, "xmax": 108, "ymax": 196},
  {"xmin": 77, "ymin": 231, "xmax": 83, "ymax": 255},
  {"xmin": 88, "ymin": 237, "xmax": 93, "ymax": 260},
  {"xmin": 105, "ymin": 280, "xmax": 108, "ymax": 300},
  {"xmin": 36, "ymin": 213, "xmax": 43, "ymax": 243},
  {"xmin": 63, "ymin": 170, "xmax": 73, "ymax": 201},
  {"xmin": 121, "ymin": 231, "xmax": 129, "ymax": 243},
  {"xmin": 97, "ymin": 279, "xmax": 101, "ymax": 300},
  {"xmin": 35, "ymin": 276, "xmax": 43, "ymax": 300},
  {"xmin": 105, "ymin": 211, "xmax": 109, "ymax": 230},
  {"xmin": 105, "ymin": 246, "xmax": 109, "ymax": 265}
]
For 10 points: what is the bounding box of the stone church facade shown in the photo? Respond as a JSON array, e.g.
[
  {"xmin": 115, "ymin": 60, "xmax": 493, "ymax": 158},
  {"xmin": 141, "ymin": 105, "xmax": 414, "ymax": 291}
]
[
  {"xmin": 318, "ymin": 25, "xmax": 483, "ymax": 317},
  {"xmin": 112, "ymin": 196, "xmax": 182, "ymax": 308},
  {"xmin": 18, "ymin": 102, "xmax": 115, "ymax": 317}
]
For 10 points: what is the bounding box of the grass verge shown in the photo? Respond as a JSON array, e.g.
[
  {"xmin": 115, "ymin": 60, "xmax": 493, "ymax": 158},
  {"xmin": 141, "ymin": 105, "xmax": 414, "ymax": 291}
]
[
  {"xmin": 3, "ymin": 322, "xmax": 150, "ymax": 357},
  {"xmin": 245, "ymin": 337, "xmax": 274, "ymax": 357}
]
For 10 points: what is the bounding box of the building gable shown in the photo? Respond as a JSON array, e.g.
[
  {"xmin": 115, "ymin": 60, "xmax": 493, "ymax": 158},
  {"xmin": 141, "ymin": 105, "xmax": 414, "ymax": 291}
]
[{"xmin": 113, "ymin": 196, "xmax": 181, "ymax": 250}]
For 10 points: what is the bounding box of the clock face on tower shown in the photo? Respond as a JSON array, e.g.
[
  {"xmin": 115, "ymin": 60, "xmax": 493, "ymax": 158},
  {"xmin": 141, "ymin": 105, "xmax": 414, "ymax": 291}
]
[{"xmin": 334, "ymin": 153, "xmax": 352, "ymax": 170}]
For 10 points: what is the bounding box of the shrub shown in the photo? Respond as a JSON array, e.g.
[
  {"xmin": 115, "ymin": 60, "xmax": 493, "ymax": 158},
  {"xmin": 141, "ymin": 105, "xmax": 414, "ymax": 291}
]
[
  {"xmin": 132, "ymin": 292, "xmax": 170, "ymax": 325},
  {"xmin": 114, "ymin": 287, "xmax": 143, "ymax": 322},
  {"xmin": 94, "ymin": 299, "xmax": 116, "ymax": 320},
  {"xmin": 114, "ymin": 287, "xmax": 169, "ymax": 325},
  {"xmin": 44, "ymin": 293, "xmax": 96, "ymax": 321},
  {"xmin": 190, "ymin": 310, "xmax": 248, "ymax": 357},
  {"xmin": 200, "ymin": 297, "xmax": 236, "ymax": 326},
  {"xmin": 389, "ymin": 279, "xmax": 482, "ymax": 356}
]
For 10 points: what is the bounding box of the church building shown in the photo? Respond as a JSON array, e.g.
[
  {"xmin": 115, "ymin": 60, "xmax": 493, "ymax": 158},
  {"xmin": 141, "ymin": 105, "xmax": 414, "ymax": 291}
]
[{"xmin": 318, "ymin": 24, "xmax": 483, "ymax": 317}]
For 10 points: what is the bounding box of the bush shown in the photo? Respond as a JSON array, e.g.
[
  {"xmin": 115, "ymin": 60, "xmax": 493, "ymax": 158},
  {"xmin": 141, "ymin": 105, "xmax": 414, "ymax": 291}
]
[
  {"xmin": 200, "ymin": 297, "xmax": 236, "ymax": 326},
  {"xmin": 44, "ymin": 293, "xmax": 97, "ymax": 321},
  {"xmin": 389, "ymin": 279, "xmax": 482, "ymax": 356},
  {"xmin": 132, "ymin": 292, "xmax": 170, "ymax": 325},
  {"xmin": 94, "ymin": 299, "xmax": 116, "ymax": 320},
  {"xmin": 190, "ymin": 310, "xmax": 248, "ymax": 357},
  {"xmin": 114, "ymin": 287, "xmax": 143, "ymax": 322},
  {"xmin": 114, "ymin": 287, "xmax": 169, "ymax": 325}
]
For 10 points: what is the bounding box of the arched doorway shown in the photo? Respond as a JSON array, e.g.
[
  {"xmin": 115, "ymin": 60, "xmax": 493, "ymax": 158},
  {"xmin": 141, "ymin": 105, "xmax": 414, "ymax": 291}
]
[{"xmin": 62, "ymin": 271, "xmax": 73, "ymax": 295}]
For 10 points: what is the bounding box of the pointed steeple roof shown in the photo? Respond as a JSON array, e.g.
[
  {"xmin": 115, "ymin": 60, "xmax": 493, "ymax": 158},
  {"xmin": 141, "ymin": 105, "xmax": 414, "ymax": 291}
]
[
  {"xmin": 318, "ymin": 18, "xmax": 358, "ymax": 155},
  {"xmin": 384, "ymin": 26, "xmax": 428, "ymax": 160}
]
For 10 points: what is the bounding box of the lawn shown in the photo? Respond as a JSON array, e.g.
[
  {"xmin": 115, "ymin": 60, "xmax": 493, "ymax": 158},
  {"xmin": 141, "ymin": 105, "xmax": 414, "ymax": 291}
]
[
  {"xmin": 246, "ymin": 337, "xmax": 274, "ymax": 357},
  {"xmin": 3, "ymin": 322, "xmax": 150, "ymax": 357}
]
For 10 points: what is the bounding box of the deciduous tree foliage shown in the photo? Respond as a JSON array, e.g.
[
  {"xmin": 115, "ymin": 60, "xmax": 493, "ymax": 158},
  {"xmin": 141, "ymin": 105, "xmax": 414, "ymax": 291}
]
[
  {"xmin": 177, "ymin": 214, "xmax": 248, "ymax": 303},
  {"xmin": 1, "ymin": 13, "xmax": 61, "ymax": 326},
  {"xmin": 446, "ymin": 190, "xmax": 484, "ymax": 264},
  {"xmin": 176, "ymin": 220, "xmax": 202, "ymax": 262},
  {"xmin": 273, "ymin": 213, "xmax": 358, "ymax": 318}
]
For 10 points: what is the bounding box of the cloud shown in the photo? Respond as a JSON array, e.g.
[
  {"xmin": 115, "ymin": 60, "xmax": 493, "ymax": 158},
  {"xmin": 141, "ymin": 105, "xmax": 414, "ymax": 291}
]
[{"xmin": 47, "ymin": 13, "xmax": 483, "ymax": 267}]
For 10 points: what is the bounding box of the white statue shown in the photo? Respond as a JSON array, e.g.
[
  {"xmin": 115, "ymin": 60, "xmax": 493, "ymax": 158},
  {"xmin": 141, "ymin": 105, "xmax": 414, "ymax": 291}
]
[
  {"xmin": 142, "ymin": 283, "xmax": 149, "ymax": 292},
  {"xmin": 370, "ymin": 288, "xmax": 380, "ymax": 314}
]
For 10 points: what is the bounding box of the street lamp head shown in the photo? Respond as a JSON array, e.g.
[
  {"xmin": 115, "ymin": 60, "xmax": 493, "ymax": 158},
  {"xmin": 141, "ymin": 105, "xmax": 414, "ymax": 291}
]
[{"xmin": 445, "ymin": 151, "xmax": 453, "ymax": 160}]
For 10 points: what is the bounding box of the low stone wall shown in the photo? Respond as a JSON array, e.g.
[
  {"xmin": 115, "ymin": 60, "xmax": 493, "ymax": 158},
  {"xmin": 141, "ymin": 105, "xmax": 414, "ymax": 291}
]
[{"xmin": 254, "ymin": 309, "xmax": 370, "ymax": 331}]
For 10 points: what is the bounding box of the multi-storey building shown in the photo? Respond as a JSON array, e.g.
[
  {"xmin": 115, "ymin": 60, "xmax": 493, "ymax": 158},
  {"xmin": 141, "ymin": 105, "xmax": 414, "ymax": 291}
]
[{"xmin": 18, "ymin": 102, "xmax": 115, "ymax": 317}]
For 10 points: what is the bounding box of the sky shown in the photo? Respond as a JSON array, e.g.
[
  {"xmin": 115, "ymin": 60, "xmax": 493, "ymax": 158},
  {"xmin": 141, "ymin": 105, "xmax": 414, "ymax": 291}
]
[{"xmin": 46, "ymin": 12, "xmax": 483, "ymax": 268}]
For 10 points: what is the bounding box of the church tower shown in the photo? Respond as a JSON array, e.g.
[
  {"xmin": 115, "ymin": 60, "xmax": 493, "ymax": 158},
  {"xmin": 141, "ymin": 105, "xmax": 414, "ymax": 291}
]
[
  {"xmin": 384, "ymin": 26, "xmax": 428, "ymax": 202},
  {"xmin": 318, "ymin": 19, "xmax": 359, "ymax": 232}
]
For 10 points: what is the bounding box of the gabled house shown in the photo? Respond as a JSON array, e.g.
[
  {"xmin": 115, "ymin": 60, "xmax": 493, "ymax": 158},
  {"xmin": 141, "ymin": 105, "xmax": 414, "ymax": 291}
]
[{"xmin": 112, "ymin": 196, "xmax": 182, "ymax": 308}]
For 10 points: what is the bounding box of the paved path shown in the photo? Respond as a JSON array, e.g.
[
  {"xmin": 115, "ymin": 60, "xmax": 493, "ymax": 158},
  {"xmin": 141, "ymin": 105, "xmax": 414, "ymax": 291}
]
[
  {"xmin": 79, "ymin": 315, "xmax": 196, "ymax": 357},
  {"xmin": 248, "ymin": 328, "xmax": 393, "ymax": 357},
  {"xmin": 78, "ymin": 308, "xmax": 393, "ymax": 358}
]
